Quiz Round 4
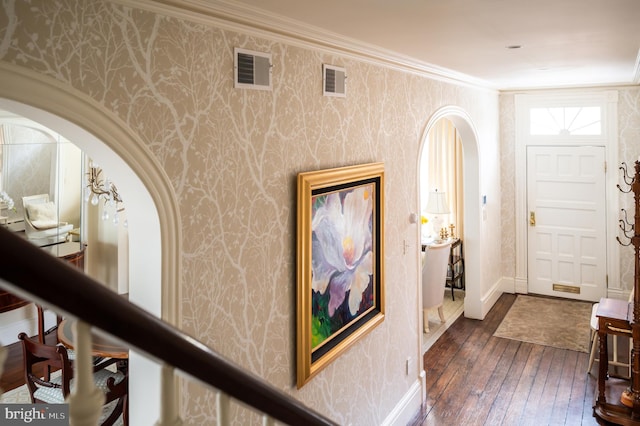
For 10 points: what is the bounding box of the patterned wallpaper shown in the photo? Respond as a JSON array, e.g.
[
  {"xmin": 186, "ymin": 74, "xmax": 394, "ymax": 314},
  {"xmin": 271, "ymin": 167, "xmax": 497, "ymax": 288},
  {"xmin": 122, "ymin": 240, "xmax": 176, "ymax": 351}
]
[
  {"xmin": 0, "ymin": 1, "xmax": 501, "ymax": 424},
  {"xmin": 499, "ymin": 94, "xmax": 516, "ymax": 281},
  {"xmin": 618, "ymin": 89, "xmax": 640, "ymax": 289},
  {"xmin": 1, "ymin": 125, "xmax": 54, "ymax": 223}
]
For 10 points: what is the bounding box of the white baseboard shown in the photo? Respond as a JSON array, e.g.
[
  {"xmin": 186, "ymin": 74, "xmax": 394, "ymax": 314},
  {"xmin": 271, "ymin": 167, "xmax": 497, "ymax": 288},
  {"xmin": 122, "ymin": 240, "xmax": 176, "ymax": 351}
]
[
  {"xmin": 606, "ymin": 287, "xmax": 630, "ymax": 300},
  {"xmin": 0, "ymin": 306, "xmax": 56, "ymax": 345},
  {"xmin": 515, "ymin": 277, "xmax": 528, "ymax": 294},
  {"xmin": 381, "ymin": 377, "xmax": 423, "ymax": 426},
  {"xmin": 479, "ymin": 279, "xmax": 504, "ymax": 319},
  {"xmin": 498, "ymin": 276, "xmax": 515, "ymax": 294}
]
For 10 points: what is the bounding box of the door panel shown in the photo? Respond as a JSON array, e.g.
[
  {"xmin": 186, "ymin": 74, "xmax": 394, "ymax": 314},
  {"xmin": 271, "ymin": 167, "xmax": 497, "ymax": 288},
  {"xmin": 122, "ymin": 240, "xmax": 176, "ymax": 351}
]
[{"xmin": 527, "ymin": 145, "xmax": 606, "ymax": 301}]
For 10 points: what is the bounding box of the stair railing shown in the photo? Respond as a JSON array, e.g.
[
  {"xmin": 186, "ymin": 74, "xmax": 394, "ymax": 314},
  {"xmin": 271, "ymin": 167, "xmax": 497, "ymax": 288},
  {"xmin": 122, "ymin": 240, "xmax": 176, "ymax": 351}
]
[{"xmin": 0, "ymin": 226, "xmax": 337, "ymax": 426}]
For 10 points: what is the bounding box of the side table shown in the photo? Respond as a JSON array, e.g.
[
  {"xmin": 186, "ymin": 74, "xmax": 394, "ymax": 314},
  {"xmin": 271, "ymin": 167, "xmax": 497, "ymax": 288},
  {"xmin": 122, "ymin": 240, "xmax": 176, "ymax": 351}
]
[
  {"xmin": 593, "ymin": 297, "xmax": 640, "ymax": 424},
  {"xmin": 446, "ymin": 238, "xmax": 464, "ymax": 300}
]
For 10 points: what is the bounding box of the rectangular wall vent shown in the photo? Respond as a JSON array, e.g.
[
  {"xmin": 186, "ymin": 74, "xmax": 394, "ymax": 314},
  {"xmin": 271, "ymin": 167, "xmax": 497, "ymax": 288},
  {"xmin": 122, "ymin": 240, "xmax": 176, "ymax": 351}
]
[
  {"xmin": 323, "ymin": 64, "xmax": 346, "ymax": 97},
  {"xmin": 234, "ymin": 48, "xmax": 272, "ymax": 90}
]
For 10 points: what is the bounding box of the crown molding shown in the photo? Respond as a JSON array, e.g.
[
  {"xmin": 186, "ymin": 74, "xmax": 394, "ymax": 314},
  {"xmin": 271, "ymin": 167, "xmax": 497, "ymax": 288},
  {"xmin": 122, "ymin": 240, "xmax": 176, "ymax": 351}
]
[{"xmin": 115, "ymin": 0, "xmax": 496, "ymax": 92}]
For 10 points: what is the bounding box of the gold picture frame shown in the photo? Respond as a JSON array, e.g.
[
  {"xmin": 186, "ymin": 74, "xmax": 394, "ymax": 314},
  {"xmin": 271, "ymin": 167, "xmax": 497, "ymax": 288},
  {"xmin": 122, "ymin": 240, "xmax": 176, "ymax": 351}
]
[{"xmin": 296, "ymin": 162, "xmax": 385, "ymax": 388}]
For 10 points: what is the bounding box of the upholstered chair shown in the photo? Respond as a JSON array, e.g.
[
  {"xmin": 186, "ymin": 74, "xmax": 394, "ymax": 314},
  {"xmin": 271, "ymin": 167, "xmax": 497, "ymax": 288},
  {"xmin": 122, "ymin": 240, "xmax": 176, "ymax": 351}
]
[
  {"xmin": 422, "ymin": 240, "xmax": 453, "ymax": 333},
  {"xmin": 22, "ymin": 194, "xmax": 73, "ymax": 246}
]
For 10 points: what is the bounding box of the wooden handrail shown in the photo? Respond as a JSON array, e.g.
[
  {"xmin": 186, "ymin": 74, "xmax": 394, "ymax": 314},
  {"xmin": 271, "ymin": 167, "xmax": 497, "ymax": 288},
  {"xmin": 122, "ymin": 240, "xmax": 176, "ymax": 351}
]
[{"xmin": 0, "ymin": 226, "xmax": 337, "ymax": 426}]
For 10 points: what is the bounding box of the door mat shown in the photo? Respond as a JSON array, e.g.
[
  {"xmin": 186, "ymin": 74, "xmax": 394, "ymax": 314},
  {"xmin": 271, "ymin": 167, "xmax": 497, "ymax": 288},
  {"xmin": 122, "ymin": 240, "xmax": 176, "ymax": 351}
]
[{"xmin": 493, "ymin": 295, "xmax": 592, "ymax": 353}]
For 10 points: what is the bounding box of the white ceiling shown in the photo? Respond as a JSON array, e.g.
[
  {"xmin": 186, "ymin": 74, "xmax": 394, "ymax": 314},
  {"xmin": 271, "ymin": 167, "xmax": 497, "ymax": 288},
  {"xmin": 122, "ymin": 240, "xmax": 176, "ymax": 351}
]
[{"xmin": 220, "ymin": 0, "xmax": 640, "ymax": 90}]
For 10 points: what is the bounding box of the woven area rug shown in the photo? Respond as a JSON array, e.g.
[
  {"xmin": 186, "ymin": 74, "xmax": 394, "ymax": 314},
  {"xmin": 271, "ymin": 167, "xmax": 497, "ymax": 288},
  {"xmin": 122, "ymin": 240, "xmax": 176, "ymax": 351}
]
[{"xmin": 493, "ymin": 295, "xmax": 592, "ymax": 353}]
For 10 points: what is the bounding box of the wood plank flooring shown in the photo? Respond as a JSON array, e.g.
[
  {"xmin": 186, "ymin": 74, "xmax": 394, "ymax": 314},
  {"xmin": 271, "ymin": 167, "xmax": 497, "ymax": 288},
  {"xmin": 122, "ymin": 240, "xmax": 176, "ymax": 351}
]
[
  {"xmin": 0, "ymin": 332, "xmax": 58, "ymax": 393},
  {"xmin": 0, "ymin": 339, "xmax": 25, "ymax": 393},
  {"xmin": 412, "ymin": 293, "xmax": 601, "ymax": 426}
]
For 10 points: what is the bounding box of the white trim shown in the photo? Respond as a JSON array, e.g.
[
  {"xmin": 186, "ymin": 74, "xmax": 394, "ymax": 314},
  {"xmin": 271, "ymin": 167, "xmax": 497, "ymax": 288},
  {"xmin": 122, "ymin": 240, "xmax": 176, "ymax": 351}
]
[
  {"xmin": 514, "ymin": 90, "xmax": 619, "ymax": 300},
  {"xmin": 116, "ymin": 0, "xmax": 496, "ymax": 91},
  {"xmin": 416, "ymin": 106, "xmax": 484, "ymax": 426},
  {"xmin": 515, "ymin": 277, "xmax": 529, "ymax": 294},
  {"xmin": 498, "ymin": 276, "xmax": 516, "ymax": 294},
  {"xmin": 0, "ymin": 61, "xmax": 182, "ymax": 425},
  {"xmin": 381, "ymin": 378, "xmax": 423, "ymax": 426},
  {"xmin": 480, "ymin": 279, "xmax": 504, "ymax": 319},
  {"xmin": 419, "ymin": 106, "xmax": 483, "ymax": 320},
  {"xmin": 0, "ymin": 62, "xmax": 181, "ymax": 325},
  {"xmin": 0, "ymin": 305, "xmax": 56, "ymax": 345}
]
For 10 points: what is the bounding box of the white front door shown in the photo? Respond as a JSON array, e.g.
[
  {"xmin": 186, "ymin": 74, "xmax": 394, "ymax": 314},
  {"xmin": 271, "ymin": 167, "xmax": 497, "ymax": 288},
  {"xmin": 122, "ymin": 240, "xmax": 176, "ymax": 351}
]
[{"xmin": 527, "ymin": 145, "xmax": 607, "ymax": 301}]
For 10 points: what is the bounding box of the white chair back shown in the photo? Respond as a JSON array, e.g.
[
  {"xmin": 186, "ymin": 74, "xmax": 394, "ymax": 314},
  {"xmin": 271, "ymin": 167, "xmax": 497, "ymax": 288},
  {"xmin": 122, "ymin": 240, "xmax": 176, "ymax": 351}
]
[{"xmin": 422, "ymin": 241, "xmax": 452, "ymax": 310}]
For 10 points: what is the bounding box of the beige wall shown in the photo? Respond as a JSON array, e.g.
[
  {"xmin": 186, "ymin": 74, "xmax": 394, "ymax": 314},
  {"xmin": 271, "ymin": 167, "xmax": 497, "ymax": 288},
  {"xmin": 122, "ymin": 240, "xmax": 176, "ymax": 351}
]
[{"xmin": 0, "ymin": 1, "xmax": 502, "ymax": 424}]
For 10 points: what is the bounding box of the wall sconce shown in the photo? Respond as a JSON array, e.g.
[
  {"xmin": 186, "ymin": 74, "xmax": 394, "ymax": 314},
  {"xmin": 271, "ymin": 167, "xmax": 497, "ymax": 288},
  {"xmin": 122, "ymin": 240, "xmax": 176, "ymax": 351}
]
[
  {"xmin": 425, "ymin": 189, "xmax": 450, "ymax": 240},
  {"xmin": 84, "ymin": 163, "xmax": 126, "ymax": 226}
]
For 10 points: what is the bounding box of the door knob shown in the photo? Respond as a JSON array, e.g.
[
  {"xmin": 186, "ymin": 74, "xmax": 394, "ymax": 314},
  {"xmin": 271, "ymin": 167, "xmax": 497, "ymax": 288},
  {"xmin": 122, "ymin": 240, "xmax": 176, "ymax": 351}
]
[{"xmin": 529, "ymin": 211, "xmax": 536, "ymax": 226}]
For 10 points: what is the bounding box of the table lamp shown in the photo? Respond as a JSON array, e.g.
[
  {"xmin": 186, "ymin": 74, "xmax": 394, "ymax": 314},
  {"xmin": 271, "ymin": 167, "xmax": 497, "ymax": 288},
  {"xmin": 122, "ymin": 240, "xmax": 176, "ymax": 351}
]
[{"xmin": 425, "ymin": 189, "xmax": 450, "ymax": 241}]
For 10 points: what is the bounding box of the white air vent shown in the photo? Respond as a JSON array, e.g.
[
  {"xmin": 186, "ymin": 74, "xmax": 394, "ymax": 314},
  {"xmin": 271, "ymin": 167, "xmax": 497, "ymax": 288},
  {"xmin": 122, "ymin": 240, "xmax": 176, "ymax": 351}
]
[
  {"xmin": 234, "ymin": 48, "xmax": 272, "ymax": 90},
  {"xmin": 323, "ymin": 64, "xmax": 346, "ymax": 97}
]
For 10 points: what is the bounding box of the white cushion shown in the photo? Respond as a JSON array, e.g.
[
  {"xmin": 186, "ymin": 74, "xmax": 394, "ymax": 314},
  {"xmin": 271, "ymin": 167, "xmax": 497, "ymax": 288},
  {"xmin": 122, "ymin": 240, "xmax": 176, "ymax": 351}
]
[
  {"xmin": 26, "ymin": 202, "xmax": 59, "ymax": 229},
  {"xmin": 33, "ymin": 369, "xmax": 126, "ymax": 404}
]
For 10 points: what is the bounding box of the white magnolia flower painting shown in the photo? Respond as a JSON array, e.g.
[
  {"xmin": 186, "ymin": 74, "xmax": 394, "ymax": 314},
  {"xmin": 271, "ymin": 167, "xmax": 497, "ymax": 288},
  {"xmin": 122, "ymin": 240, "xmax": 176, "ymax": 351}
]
[
  {"xmin": 296, "ymin": 162, "xmax": 384, "ymax": 388},
  {"xmin": 310, "ymin": 184, "xmax": 375, "ymax": 349}
]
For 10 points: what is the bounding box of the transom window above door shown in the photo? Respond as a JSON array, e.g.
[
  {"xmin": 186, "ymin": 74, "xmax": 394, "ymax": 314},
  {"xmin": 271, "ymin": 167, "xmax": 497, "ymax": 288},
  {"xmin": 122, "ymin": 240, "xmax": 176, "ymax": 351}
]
[{"xmin": 530, "ymin": 106, "xmax": 601, "ymax": 136}]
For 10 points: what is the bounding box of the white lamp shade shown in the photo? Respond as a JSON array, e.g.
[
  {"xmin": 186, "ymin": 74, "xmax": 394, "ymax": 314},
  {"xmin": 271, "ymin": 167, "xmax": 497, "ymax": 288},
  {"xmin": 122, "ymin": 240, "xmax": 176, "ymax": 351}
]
[{"xmin": 425, "ymin": 190, "xmax": 450, "ymax": 214}]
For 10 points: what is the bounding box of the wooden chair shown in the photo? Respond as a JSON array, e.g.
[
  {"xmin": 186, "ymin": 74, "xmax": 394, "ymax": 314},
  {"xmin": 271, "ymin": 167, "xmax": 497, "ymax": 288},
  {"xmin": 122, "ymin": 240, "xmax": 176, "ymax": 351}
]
[
  {"xmin": 422, "ymin": 240, "xmax": 453, "ymax": 333},
  {"xmin": 35, "ymin": 305, "xmax": 120, "ymax": 371},
  {"xmin": 36, "ymin": 305, "xmax": 63, "ymax": 344},
  {"xmin": 18, "ymin": 332, "xmax": 128, "ymax": 426}
]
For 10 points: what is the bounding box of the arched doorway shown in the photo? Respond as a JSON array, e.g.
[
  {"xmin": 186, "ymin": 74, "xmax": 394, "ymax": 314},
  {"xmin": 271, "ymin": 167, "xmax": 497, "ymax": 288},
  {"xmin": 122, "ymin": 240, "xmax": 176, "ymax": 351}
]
[
  {"xmin": 0, "ymin": 63, "xmax": 181, "ymax": 424},
  {"xmin": 418, "ymin": 106, "xmax": 482, "ymax": 342}
]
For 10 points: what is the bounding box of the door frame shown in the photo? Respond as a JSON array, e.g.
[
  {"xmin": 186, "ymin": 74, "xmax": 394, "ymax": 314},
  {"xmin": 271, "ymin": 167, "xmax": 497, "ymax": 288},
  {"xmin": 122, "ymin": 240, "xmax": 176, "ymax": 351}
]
[
  {"xmin": 514, "ymin": 91, "xmax": 621, "ymax": 297},
  {"xmin": 0, "ymin": 61, "xmax": 182, "ymax": 424},
  {"xmin": 418, "ymin": 106, "xmax": 482, "ymax": 320}
]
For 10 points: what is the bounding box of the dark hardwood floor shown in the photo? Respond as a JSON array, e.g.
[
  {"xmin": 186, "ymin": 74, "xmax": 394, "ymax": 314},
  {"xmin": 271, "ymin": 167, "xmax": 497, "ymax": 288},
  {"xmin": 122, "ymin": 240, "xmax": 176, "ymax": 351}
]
[
  {"xmin": 1, "ymin": 332, "xmax": 57, "ymax": 393},
  {"xmin": 0, "ymin": 339, "xmax": 25, "ymax": 393},
  {"xmin": 412, "ymin": 293, "xmax": 602, "ymax": 426},
  {"xmin": 0, "ymin": 293, "xmax": 613, "ymax": 425}
]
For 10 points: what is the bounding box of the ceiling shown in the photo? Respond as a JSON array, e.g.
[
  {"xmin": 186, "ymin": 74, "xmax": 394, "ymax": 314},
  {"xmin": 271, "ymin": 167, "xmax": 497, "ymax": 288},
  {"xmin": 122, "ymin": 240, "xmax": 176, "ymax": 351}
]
[{"xmin": 221, "ymin": 0, "xmax": 640, "ymax": 90}]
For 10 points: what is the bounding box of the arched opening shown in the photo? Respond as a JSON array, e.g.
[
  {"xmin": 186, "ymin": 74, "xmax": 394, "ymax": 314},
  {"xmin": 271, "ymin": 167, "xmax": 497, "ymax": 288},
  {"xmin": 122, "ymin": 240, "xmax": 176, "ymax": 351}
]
[
  {"xmin": 0, "ymin": 63, "xmax": 181, "ymax": 424},
  {"xmin": 418, "ymin": 106, "xmax": 482, "ymax": 352}
]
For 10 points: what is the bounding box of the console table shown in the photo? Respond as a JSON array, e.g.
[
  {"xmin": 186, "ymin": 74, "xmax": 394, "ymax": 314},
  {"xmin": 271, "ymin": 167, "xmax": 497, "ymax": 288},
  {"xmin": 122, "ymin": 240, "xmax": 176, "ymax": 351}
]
[
  {"xmin": 42, "ymin": 241, "xmax": 86, "ymax": 269},
  {"xmin": 594, "ymin": 298, "xmax": 637, "ymax": 423}
]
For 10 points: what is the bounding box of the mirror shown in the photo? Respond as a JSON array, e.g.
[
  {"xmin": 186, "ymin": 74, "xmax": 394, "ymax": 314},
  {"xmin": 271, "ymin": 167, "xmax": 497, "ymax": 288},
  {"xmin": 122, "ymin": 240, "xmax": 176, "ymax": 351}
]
[
  {"xmin": 0, "ymin": 110, "xmax": 129, "ymax": 345},
  {"xmin": 0, "ymin": 110, "xmax": 82, "ymax": 246}
]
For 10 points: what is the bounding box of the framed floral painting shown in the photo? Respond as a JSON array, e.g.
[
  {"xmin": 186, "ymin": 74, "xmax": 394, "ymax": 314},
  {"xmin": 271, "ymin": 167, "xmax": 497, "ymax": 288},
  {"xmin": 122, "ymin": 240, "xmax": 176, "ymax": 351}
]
[{"xmin": 296, "ymin": 162, "xmax": 385, "ymax": 388}]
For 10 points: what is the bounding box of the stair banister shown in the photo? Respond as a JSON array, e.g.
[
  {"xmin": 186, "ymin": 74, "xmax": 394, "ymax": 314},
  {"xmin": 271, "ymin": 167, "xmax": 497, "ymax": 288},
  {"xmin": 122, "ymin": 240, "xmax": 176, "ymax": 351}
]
[
  {"xmin": 0, "ymin": 226, "xmax": 337, "ymax": 426},
  {"xmin": 68, "ymin": 320, "xmax": 106, "ymax": 426}
]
